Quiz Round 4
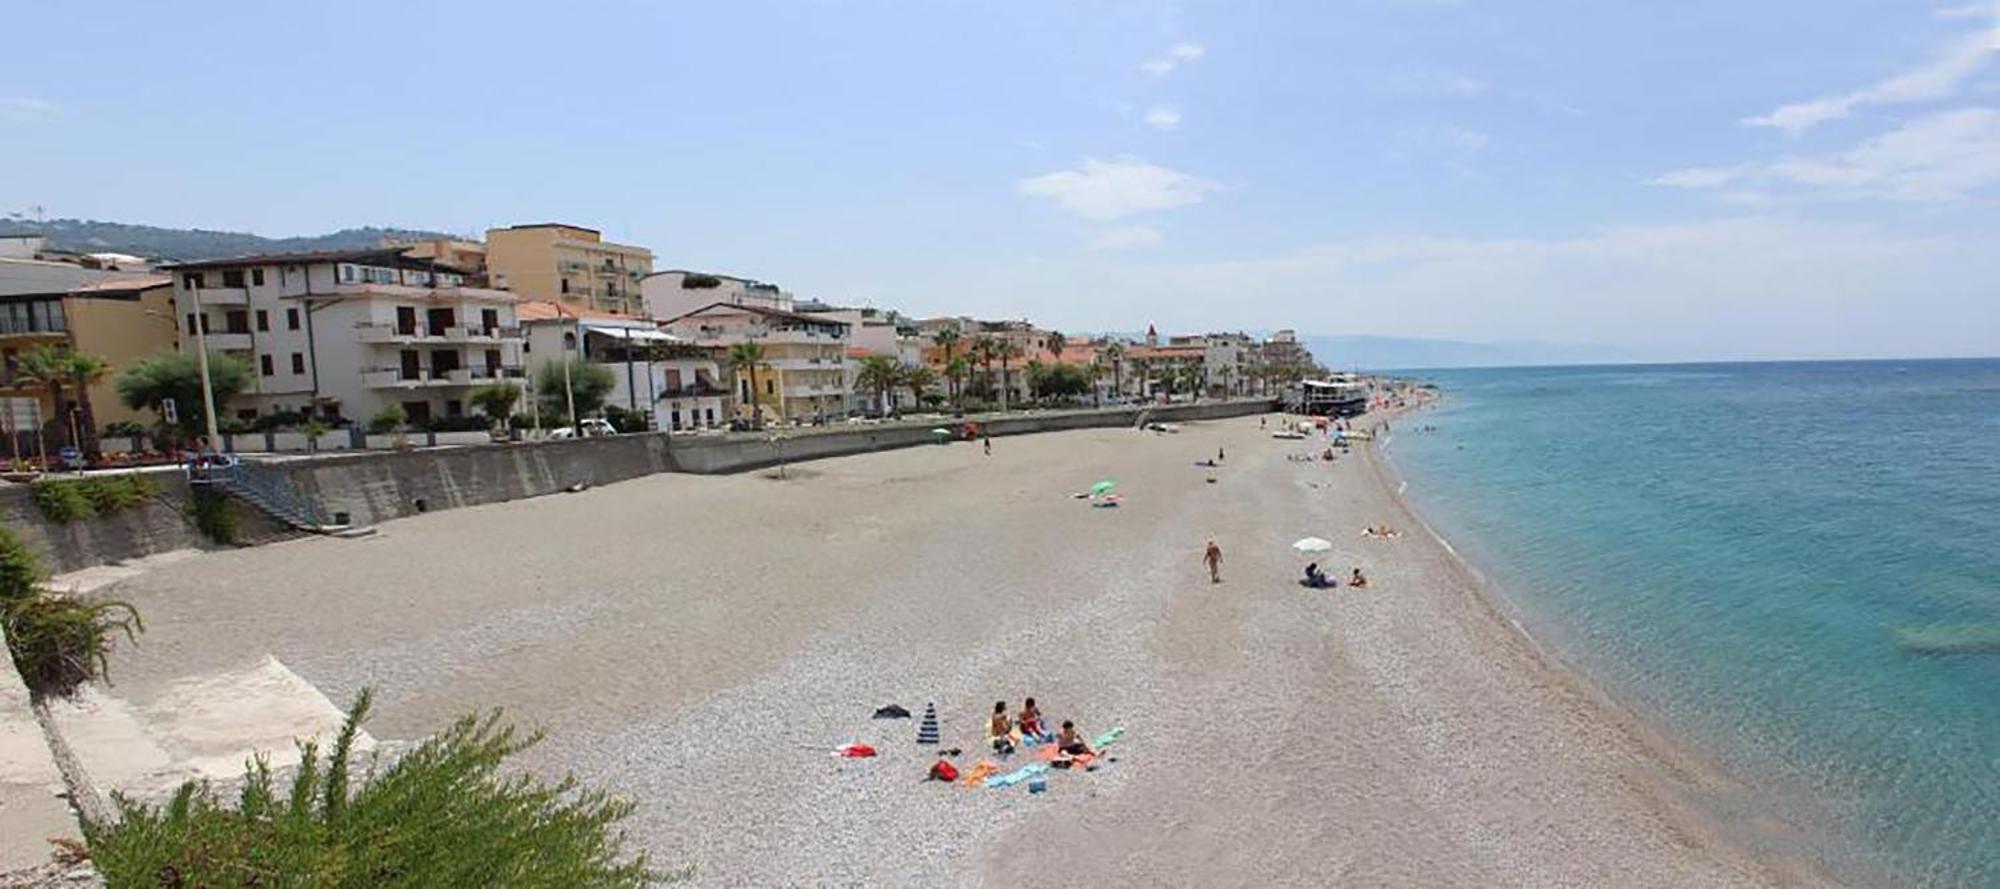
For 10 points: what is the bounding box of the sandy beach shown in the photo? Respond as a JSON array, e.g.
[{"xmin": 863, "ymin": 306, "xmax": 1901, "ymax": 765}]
[{"xmin": 83, "ymin": 411, "xmax": 1780, "ymax": 886}]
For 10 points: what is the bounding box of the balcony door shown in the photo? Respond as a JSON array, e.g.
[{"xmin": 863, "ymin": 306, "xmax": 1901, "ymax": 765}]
[
  {"xmin": 430, "ymin": 349, "xmax": 460, "ymax": 379},
  {"xmin": 395, "ymin": 306, "xmax": 418, "ymax": 336},
  {"xmin": 398, "ymin": 350, "xmax": 421, "ymax": 381},
  {"xmin": 426, "ymin": 307, "xmax": 454, "ymax": 336}
]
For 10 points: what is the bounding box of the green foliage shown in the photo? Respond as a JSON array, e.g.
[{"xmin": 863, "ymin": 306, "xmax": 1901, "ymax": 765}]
[
  {"xmin": 115, "ymin": 350, "xmax": 252, "ymax": 437},
  {"xmin": 250, "ymin": 409, "xmax": 310, "ymax": 432},
  {"xmin": 470, "ymin": 382, "xmax": 522, "ymax": 424},
  {"xmin": 680, "ymin": 273, "xmax": 721, "ymax": 289},
  {"xmin": 367, "ymin": 404, "xmax": 408, "ymax": 435},
  {"xmin": 1027, "ymin": 362, "xmax": 1092, "ymax": 401},
  {"xmin": 103, "ymin": 420, "xmax": 146, "ymax": 439},
  {"xmin": 0, "ymin": 526, "xmax": 42, "ymax": 602},
  {"xmin": 603, "ymin": 404, "xmax": 648, "ymax": 434},
  {"xmin": 535, "ymin": 358, "xmax": 617, "ymax": 420},
  {"xmin": 190, "ymin": 489, "xmax": 237, "ymax": 545},
  {"xmin": 66, "ymin": 474, "xmax": 158, "ymax": 515},
  {"xmin": 32, "ymin": 480, "xmax": 95, "ymax": 523},
  {"xmin": 89, "ymin": 689, "xmax": 664, "ymax": 887},
  {"xmin": 2, "ymin": 594, "xmax": 142, "ymax": 699}
]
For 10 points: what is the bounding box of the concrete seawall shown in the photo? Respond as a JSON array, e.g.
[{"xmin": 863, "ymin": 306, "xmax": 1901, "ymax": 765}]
[{"xmin": 3, "ymin": 399, "xmax": 1275, "ymax": 559}]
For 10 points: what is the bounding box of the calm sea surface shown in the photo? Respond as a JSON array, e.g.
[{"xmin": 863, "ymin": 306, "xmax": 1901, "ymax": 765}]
[{"xmin": 1386, "ymin": 359, "xmax": 1999, "ymax": 887}]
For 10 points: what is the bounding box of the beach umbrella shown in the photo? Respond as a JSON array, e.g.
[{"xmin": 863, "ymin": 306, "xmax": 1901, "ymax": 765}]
[
  {"xmin": 1292, "ymin": 537, "xmax": 1333, "ymax": 555},
  {"xmin": 1092, "ymin": 479, "xmax": 1118, "ymax": 495}
]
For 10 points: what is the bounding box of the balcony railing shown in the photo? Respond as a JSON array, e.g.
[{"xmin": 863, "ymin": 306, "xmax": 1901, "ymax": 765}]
[{"xmin": 189, "ymin": 287, "xmax": 248, "ymax": 306}]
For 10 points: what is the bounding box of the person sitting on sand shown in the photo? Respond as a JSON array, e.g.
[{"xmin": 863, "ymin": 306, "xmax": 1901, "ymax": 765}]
[
  {"xmin": 1301, "ymin": 562, "xmax": 1334, "ymax": 589},
  {"xmin": 1018, "ymin": 698, "xmax": 1048, "ymax": 741},
  {"xmin": 1056, "ymin": 720, "xmax": 1093, "ymax": 757},
  {"xmin": 989, "ymin": 701, "xmax": 1016, "ymax": 755},
  {"xmin": 1350, "ymin": 568, "xmax": 1369, "ymax": 588}
]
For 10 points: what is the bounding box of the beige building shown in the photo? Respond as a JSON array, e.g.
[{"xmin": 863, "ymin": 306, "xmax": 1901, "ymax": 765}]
[
  {"xmin": 0, "ymin": 269, "xmax": 179, "ymax": 448},
  {"xmin": 388, "ymin": 236, "xmax": 488, "ymax": 284},
  {"xmin": 486, "ymin": 223, "xmax": 653, "ymax": 315},
  {"xmin": 640, "ymin": 270, "xmax": 793, "ymax": 321},
  {"xmin": 660, "ymin": 302, "xmax": 851, "ymax": 424}
]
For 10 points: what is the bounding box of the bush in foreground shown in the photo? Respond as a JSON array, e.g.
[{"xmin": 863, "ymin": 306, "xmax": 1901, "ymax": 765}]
[
  {"xmin": 89, "ymin": 689, "xmax": 666, "ymax": 887},
  {"xmin": 0, "ymin": 526, "xmax": 142, "ymax": 699}
]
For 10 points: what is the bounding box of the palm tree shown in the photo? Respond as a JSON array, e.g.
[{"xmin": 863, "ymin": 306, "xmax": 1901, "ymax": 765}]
[
  {"xmin": 969, "ymin": 336, "xmax": 998, "ymax": 402},
  {"xmin": 1045, "ymin": 330, "xmax": 1067, "ymax": 361},
  {"xmin": 944, "ymin": 356, "xmax": 970, "ymax": 410},
  {"xmin": 727, "ymin": 341, "xmax": 768, "ymax": 429},
  {"xmin": 996, "ymin": 340, "xmax": 1021, "ymax": 412},
  {"xmin": 1087, "ymin": 356, "xmax": 1105, "ymax": 408},
  {"xmin": 900, "ymin": 363, "xmax": 938, "ymax": 410},
  {"xmin": 13, "ymin": 346, "xmax": 72, "ymax": 454},
  {"xmin": 63, "ymin": 351, "xmax": 109, "ymax": 461},
  {"xmin": 933, "ymin": 326, "xmax": 961, "ymax": 401},
  {"xmin": 1103, "ymin": 341, "xmax": 1125, "ymax": 399},
  {"xmin": 856, "ymin": 355, "xmax": 901, "ymax": 416}
]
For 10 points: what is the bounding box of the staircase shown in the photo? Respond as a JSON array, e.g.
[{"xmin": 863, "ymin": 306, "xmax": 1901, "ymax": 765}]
[{"xmin": 187, "ymin": 457, "xmax": 366, "ymax": 536}]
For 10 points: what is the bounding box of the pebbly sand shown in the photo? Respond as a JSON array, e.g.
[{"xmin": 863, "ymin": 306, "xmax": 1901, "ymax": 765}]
[{"xmin": 88, "ymin": 412, "xmax": 1786, "ymax": 886}]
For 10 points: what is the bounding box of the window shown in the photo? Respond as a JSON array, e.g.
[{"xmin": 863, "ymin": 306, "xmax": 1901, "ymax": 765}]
[
  {"xmin": 256, "ymin": 310, "xmax": 269, "ymax": 331},
  {"xmin": 259, "ymin": 355, "xmax": 274, "ymax": 376},
  {"xmin": 339, "ymin": 264, "xmax": 357, "ymax": 283},
  {"xmin": 765, "ymin": 379, "xmax": 776, "ymax": 395},
  {"xmin": 251, "ymin": 268, "xmax": 265, "ymax": 287},
  {"xmin": 225, "ymin": 310, "xmax": 250, "ymax": 334},
  {"xmin": 481, "ymin": 308, "xmax": 498, "ymax": 332},
  {"xmin": 221, "ymin": 269, "xmax": 245, "ymax": 288},
  {"xmin": 183, "ymin": 272, "xmax": 205, "ymax": 289},
  {"xmin": 286, "ymin": 308, "xmax": 300, "ymax": 330},
  {"xmin": 185, "ymin": 313, "xmax": 198, "ymax": 334},
  {"xmin": 291, "ymin": 353, "xmax": 305, "ymax": 374},
  {"xmin": 560, "ymin": 278, "xmax": 570, "ymax": 294}
]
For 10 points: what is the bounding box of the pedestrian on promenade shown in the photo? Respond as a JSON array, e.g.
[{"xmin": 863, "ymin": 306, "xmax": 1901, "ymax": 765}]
[
  {"xmin": 1204, "ymin": 539, "xmax": 1223, "ymax": 584},
  {"xmin": 983, "ymin": 436, "xmax": 992, "ymax": 456},
  {"xmin": 1217, "ymin": 446, "xmax": 1225, "ymax": 463}
]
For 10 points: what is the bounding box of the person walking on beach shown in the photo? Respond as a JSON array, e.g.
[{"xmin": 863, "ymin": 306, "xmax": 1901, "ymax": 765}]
[
  {"xmin": 983, "ymin": 435, "xmax": 992, "ymax": 456},
  {"xmin": 1204, "ymin": 539, "xmax": 1223, "ymax": 583}
]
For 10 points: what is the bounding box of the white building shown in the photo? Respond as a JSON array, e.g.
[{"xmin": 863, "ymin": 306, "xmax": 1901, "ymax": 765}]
[
  {"xmin": 659, "ymin": 302, "xmax": 851, "ymax": 424},
  {"xmin": 640, "ymin": 270, "xmax": 794, "ymax": 321},
  {"xmin": 518, "ymin": 302, "xmax": 727, "ymax": 431},
  {"xmin": 163, "ymin": 249, "xmax": 525, "ymax": 425}
]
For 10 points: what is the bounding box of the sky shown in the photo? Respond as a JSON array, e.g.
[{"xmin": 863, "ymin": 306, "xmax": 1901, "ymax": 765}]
[{"xmin": 3, "ymin": 0, "xmax": 1997, "ymax": 361}]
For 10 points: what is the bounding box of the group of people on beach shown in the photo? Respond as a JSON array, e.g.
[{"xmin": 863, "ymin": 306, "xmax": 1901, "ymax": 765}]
[
  {"xmin": 1301, "ymin": 563, "xmax": 1367, "ymax": 589},
  {"xmin": 988, "ymin": 698, "xmax": 1093, "ymax": 758}
]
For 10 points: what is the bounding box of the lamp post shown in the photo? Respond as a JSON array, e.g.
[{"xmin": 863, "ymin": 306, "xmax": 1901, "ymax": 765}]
[{"xmin": 180, "ymin": 287, "xmax": 222, "ymax": 450}]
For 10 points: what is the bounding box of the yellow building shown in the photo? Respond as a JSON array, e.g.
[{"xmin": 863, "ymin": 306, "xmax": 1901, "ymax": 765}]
[
  {"xmin": 0, "ymin": 273, "xmax": 179, "ymax": 445},
  {"xmin": 484, "ymin": 223, "xmax": 653, "ymax": 315}
]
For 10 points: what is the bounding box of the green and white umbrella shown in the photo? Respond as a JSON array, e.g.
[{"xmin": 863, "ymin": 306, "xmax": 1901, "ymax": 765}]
[{"xmin": 1091, "ymin": 479, "xmax": 1118, "ymax": 495}]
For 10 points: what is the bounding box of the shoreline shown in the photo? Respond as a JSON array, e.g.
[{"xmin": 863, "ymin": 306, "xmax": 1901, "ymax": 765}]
[{"xmin": 1366, "ymin": 399, "xmax": 1822, "ymax": 886}]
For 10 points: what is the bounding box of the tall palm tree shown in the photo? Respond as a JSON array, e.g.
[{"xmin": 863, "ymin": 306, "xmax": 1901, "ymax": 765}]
[
  {"xmin": 944, "ymin": 356, "xmax": 970, "ymax": 410},
  {"xmin": 969, "ymin": 336, "xmax": 998, "ymax": 402},
  {"xmin": 13, "ymin": 346, "xmax": 72, "ymax": 454},
  {"xmin": 1044, "ymin": 330, "xmax": 1067, "ymax": 361},
  {"xmin": 900, "ymin": 363, "xmax": 938, "ymax": 410},
  {"xmin": 63, "ymin": 351, "xmax": 109, "ymax": 461},
  {"xmin": 1087, "ymin": 356, "xmax": 1106, "ymax": 408},
  {"xmin": 1103, "ymin": 341, "xmax": 1125, "ymax": 399},
  {"xmin": 996, "ymin": 340, "xmax": 1021, "ymax": 412},
  {"xmin": 727, "ymin": 340, "xmax": 768, "ymax": 429},
  {"xmin": 933, "ymin": 326, "xmax": 962, "ymax": 401}
]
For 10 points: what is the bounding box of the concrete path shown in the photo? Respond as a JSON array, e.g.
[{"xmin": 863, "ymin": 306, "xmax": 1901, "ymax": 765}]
[{"xmin": 0, "ymin": 633, "xmax": 78, "ymax": 873}]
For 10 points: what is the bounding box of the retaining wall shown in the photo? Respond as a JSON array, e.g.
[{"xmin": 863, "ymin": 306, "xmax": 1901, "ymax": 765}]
[{"xmin": 0, "ymin": 475, "xmax": 212, "ymax": 574}]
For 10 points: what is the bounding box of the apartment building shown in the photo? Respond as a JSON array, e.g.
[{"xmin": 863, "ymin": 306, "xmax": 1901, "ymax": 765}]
[
  {"xmin": 0, "ymin": 267, "xmax": 178, "ymax": 441},
  {"xmin": 640, "ymin": 270, "xmax": 794, "ymax": 321},
  {"xmin": 518, "ymin": 302, "xmax": 727, "ymax": 431},
  {"xmin": 388, "ymin": 237, "xmax": 488, "ymax": 284},
  {"xmin": 163, "ymin": 249, "xmax": 525, "ymax": 425},
  {"xmin": 1169, "ymin": 332, "xmax": 1256, "ymax": 396},
  {"xmin": 486, "ymin": 223, "xmax": 653, "ymax": 315},
  {"xmin": 660, "ymin": 302, "xmax": 851, "ymax": 424}
]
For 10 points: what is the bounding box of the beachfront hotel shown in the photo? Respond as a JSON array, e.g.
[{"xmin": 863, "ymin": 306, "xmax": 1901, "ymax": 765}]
[
  {"xmin": 485, "ymin": 223, "xmax": 653, "ymax": 316},
  {"xmin": 162, "ymin": 249, "xmax": 526, "ymax": 425}
]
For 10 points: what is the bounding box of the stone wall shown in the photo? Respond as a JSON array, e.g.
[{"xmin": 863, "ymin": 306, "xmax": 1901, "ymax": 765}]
[{"xmin": 0, "ymin": 475, "xmax": 211, "ymax": 574}]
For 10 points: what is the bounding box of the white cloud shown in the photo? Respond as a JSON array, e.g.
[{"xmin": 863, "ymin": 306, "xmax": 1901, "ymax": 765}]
[
  {"xmin": 1656, "ymin": 107, "xmax": 2000, "ymax": 200},
  {"xmin": 1744, "ymin": 30, "xmax": 1994, "ymax": 134},
  {"xmin": 1144, "ymin": 106, "xmax": 1182, "ymax": 130},
  {"xmin": 0, "ymin": 97, "xmax": 57, "ymax": 122},
  {"xmin": 1017, "ymin": 156, "xmax": 1219, "ymax": 221},
  {"xmin": 1089, "ymin": 226, "xmax": 1165, "ymax": 251},
  {"xmin": 1140, "ymin": 42, "xmax": 1206, "ymax": 77}
]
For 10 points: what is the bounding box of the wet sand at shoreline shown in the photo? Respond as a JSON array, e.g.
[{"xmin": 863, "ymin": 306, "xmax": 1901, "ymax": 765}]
[{"xmin": 91, "ymin": 412, "xmax": 1778, "ymax": 885}]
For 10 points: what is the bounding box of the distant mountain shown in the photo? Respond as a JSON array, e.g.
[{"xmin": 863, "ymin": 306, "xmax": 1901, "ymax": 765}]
[
  {"xmin": 0, "ymin": 218, "xmax": 456, "ymax": 262},
  {"xmin": 1304, "ymin": 334, "xmax": 1650, "ymax": 371}
]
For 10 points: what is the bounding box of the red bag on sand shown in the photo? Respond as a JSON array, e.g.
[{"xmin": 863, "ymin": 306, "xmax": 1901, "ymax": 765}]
[
  {"xmin": 835, "ymin": 743, "xmax": 877, "ymax": 758},
  {"xmin": 930, "ymin": 759, "xmax": 959, "ymax": 782}
]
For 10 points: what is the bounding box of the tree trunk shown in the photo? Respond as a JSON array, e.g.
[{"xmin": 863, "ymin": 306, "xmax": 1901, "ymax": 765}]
[
  {"xmin": 72, "ymin": 374, "xmax": 100, "ymax": 462},
  {"xmin": 44, "ymin": 381, "xmax": 66, "ymax": 451}
]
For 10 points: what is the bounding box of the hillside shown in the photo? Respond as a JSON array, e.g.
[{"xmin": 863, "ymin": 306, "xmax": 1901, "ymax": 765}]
[{"xmin": 0, "ymin": 218, "xmax": 456, "ymax": 262}]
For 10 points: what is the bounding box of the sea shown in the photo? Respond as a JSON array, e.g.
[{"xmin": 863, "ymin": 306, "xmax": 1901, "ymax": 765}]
[{"xmin": 1383, "ymin": 358, "xmax": 1999, "ymax": 887}]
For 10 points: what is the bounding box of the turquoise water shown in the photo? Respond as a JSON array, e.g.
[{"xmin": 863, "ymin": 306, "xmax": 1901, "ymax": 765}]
[{"xmin": 1386, "ymin": 359, "xmax": 2000, "ymax": 887}]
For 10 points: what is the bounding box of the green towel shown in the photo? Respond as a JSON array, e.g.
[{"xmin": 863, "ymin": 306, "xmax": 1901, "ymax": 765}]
[{"xmin": 1092, "ymin": 726, "xmax": 1125, "ymax": 750}]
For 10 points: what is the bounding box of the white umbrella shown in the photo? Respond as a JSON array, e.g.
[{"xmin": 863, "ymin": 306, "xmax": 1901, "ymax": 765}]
[{"xmin": 1292, "ymin": 537, "xmax": 1333, "ymax": 555}]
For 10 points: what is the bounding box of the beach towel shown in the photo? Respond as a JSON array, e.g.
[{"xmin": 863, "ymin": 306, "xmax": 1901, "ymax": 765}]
[
  {"xmin": 833, "ymin": 743, "xmax": 877, "ymax": 758},
  {"xmin": 1092, "ymin": 727, "xmax": 1125, "ymax": 750},
  {"xmin": 959, "ymin": 760, "xmax": 1002, "ymax": 787},
  {"xmin": 985, "ymin": 763, "xmax": 1049, "ymax": 789}
]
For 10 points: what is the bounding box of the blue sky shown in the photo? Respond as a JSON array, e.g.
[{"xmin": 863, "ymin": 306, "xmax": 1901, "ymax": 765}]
[{"xmin": 4, "ymin": 0, "xmax": 1996, "ymax": 360}]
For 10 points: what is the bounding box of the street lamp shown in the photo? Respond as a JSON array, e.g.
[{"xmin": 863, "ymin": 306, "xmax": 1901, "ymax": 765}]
[{"xmin": 162, "ymin": 291, "xmax": 221, "ymax": 449}]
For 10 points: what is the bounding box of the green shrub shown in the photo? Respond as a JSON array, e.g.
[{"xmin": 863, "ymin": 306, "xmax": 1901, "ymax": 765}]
[
  {"xmin": 102, "ymin": 420, "xmax": 146, "ymax": 439},
  {"xmin": 0, "ymin": 526, "xmax": 42, "ymax": 602},
  {"xmin": 190, "ymin": 489, "xmax": 237, "ymax": 545},
  {"xmin": 32, "ymin": 480, "xmax": 95, "ymax": 523},
  {"xmin": 2, "ymin": 594, "xmax": 142, "ymax": 699},
  {"xmin": 417, "ymin": 414, "xmax": 490, "ymax": 433},
  {"xmin": 367, "ymin": 404, "xmax": 407, "ymax": 435},
  {"xmin": 251, "ymin": 409, "xmax": 311, "ymax": 432},
  {"xmin": 89, "ymin": 690, "xmax": 664, "ymax": 887}
]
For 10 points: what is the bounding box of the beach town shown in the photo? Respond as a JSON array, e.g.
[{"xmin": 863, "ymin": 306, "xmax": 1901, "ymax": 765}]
[{"xmin": 0, "ymin": 220, "xmax": 1779, "ymax": 887}]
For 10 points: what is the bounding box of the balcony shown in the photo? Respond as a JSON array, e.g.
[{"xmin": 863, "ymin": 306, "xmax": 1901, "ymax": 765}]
[
  {"xmin": 0, "ymin": 327, "xmax": 67, "ymax": 342},
  {"xmin": 202, "ymin": 331, "xmax": 254, "ymax": 351},
  {"xmin": 190, "ymin": 287, "xmax": 248, "ymax": 307},
  {"xmin": 361, "ymin": 369, "xmax": 428, "ymax": 389},
  {"xmin": 356, "ymin": 322, "xmax": 427, "ymax": 343}
]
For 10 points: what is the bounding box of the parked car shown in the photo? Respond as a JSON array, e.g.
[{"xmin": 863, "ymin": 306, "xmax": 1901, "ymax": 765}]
[{"xmin": 548, "ymin": 418, "xmax": 618, "ymax": 440}]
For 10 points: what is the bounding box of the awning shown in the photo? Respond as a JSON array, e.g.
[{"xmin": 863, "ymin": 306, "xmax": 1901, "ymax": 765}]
[{"xmin": 581, "ymin": 324, "xmax": 680, "ymax": 343}]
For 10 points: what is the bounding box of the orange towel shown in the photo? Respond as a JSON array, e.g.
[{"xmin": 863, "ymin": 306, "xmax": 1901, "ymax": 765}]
[{"xmin": 959, "ymin": 760, "xmax": 1001, "ymax": 787}]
